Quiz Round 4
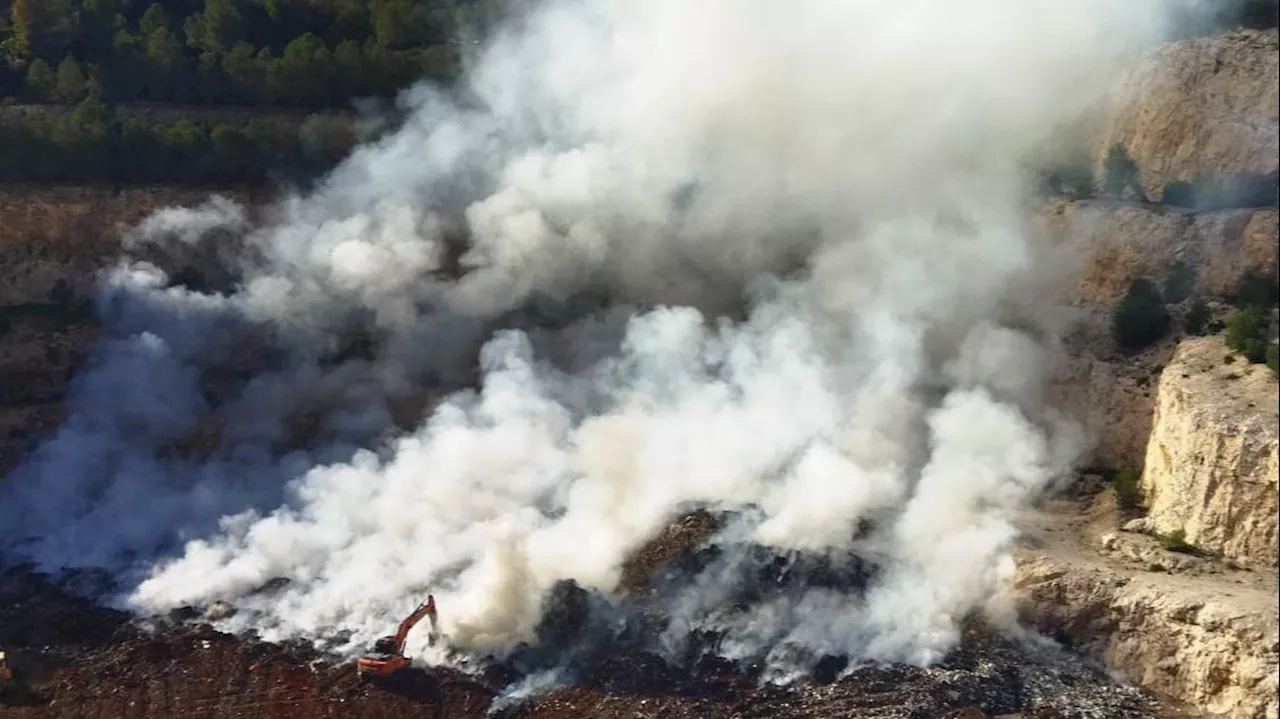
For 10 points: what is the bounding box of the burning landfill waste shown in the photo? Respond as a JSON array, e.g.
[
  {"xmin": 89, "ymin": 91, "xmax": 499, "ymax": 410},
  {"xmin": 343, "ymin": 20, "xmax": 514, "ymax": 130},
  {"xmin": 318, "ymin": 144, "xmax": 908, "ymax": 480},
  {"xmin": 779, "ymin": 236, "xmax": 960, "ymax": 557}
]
[{"xmin": 0, "ymin": 0, "xmax": 1203, "ymax": 712}]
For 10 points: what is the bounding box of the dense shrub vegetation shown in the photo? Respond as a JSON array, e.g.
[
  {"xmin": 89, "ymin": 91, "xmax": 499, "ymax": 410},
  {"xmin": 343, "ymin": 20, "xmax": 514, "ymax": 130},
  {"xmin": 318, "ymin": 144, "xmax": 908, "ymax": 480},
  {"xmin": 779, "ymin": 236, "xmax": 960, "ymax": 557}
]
[
  {"xmin": 1183, "ymin": 297, "xmax": 1210, "ymax": 336},
  {"xmin": 1102, "ymin": 143, "xmax": 1145, "ymax": 202},
  {"xmin": 1112, "ymin": 468, "xmax": 1141, "ymax": 510},
  {"xmin": 2, "ymin": 1, "xmax": 1274, "ymax": 187},
  {"xmin": 1162, "ymin": 260, "xmax": 1196, "ymax": 305},
  {"xmin": 1223, "ymin": 270, "xmax": 1278, "ymax": 367},
  {"xmin": 1232, "ymin": 269, "xmax": 1280, "ymax": 309},
  {"xmin": 1, "ymin": 0, "xmax": 501, "ymax": 184},
  {"xmin": 1037, "ymin": 155, "xmax": 1094, "ymax": 200},
  {"xmin": 0, "ymin": 0, "xmax": 494, "ymax": 105},
  {"xmin": 0, "ymin": 100, "xmax": 354, "ymax": 183},
  {"xmin": 1225, "ymin": 305, "xmax": 1269, "ymax": 364}
]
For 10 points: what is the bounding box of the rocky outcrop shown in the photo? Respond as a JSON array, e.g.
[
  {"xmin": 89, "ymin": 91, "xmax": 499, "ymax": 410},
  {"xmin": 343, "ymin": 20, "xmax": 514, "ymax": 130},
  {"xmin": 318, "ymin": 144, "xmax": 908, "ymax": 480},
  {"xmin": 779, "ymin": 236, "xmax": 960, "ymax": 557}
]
[
  {"xmin": 1048, "ymin": 201, "xmax": 1279, "ymax": 305},
  {"xmin": 1040, "ymin": 196, "xmax": 1277, "ymax": 474},
  {"xmin": 1138, "ymin": 335, "xmax": 1279, "ymax": 567},
  {"xmin": 1015, "ymin": 553, "xmax": 1279, "ymax": 719},
  {"xmin": 1049, "ymin": 347, "xmax": 1163, "ymax": 474},
  {"xmin": 1092, "ymin": 28, "xmax": 1279, "ymax": 198}
]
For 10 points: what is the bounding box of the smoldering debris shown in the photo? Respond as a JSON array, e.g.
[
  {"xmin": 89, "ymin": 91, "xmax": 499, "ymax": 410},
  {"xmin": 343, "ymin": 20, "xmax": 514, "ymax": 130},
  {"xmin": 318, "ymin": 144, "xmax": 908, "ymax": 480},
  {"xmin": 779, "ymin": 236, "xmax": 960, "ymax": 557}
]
[
  {"xmin": 488, "ymin": 530, "xmax": 882, "ymax": 680},
  {"xmin": 0, "ymin": 560, "xmax": 1163, "ymax": 717},
  {"xmin": 474, "ymin": 562, "xmax": 1157, "ymax": 718},
  {"xmin": 0, "ymin": 0, "xmax": 1207, "ymax": 703}
]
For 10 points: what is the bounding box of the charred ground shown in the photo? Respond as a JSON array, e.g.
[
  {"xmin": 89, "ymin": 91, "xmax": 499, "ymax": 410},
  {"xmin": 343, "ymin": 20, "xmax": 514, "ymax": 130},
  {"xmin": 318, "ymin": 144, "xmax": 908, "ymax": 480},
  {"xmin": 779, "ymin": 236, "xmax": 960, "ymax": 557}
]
[{"xmin": 1, "ymin": 511, "xmax": 1179, "ymax": 719}]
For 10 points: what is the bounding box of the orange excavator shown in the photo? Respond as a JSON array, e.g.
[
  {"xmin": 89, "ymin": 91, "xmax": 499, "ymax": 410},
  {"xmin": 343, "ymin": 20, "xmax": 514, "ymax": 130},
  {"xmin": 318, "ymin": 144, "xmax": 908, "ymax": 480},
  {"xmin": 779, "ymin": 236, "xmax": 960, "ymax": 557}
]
[{"xmin": 356, "ymin": 595, "xmax": 438, "ymax": 679}]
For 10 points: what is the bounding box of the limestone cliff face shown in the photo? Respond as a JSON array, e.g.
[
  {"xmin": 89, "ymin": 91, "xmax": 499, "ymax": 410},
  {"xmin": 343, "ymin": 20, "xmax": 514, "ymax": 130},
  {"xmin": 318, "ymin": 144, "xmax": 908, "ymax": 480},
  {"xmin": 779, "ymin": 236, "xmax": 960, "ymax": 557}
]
[
  {"xmin": 1048, "ymin": 200, "xmax": 1279, "ymax": 305},
  {"xmin": 1140, "ymin": 335, "xmax": 1280, "ymax": 567},
  {"xmin": 1041, "ymin": 197, "xmax": 1277, "ymax": 474},
  {"xmin": 1093, "ymin": 28, "xmax": 1279, "ymax": 198}
]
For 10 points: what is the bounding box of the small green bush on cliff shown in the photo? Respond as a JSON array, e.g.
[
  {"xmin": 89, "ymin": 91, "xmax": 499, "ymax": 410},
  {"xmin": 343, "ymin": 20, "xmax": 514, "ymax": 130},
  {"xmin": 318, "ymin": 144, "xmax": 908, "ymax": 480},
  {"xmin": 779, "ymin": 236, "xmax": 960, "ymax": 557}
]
[
  {"xmin": 1039, "ymin": 156, "xmax": 1096, "ymax": 200},
  {"xmin": 1103, "ymin": 143, "xmax": 1146, "ymax": 202},
  {"xmin": 1225, "ymin": 305, "xmax": 1268, "ymax": 364},
  {"xmin": 1184, "ymin": 297, "xmax": 1210, "ymax": 336},
  {"xmin": 1233, "ymin": 270, "xmax": 1279, "ymax": 309},
  {"xmin": 1113, "ymin": 469, "xmax": 1141, "ymax": 510},
  {"xmin": 1158, "ymin": 529, "xmax": 1194, "ymax": 554},
  {"xmin": 1112, "ymin": 278, "xmax": 1170, "ymax": 352},
  {"xmin": 1162, "ymin": 261, "xmax": 1196, "ymax": 304}
]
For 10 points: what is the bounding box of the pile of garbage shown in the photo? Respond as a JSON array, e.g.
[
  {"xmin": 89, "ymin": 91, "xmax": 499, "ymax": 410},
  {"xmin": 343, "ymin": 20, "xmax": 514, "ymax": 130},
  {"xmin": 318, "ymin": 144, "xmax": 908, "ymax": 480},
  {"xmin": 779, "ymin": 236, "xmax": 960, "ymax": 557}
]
[{"xmin": 0, "ymin": 525, "xmax": 1168, "ymax": 719}]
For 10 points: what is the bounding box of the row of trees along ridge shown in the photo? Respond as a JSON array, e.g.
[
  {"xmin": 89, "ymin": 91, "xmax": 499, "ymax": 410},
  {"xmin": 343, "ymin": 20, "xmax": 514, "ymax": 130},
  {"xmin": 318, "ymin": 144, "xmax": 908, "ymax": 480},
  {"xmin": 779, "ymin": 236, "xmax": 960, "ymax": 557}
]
[{"xmin": 1, "ymin": 0, "xmax": 505, "ymax": 107}]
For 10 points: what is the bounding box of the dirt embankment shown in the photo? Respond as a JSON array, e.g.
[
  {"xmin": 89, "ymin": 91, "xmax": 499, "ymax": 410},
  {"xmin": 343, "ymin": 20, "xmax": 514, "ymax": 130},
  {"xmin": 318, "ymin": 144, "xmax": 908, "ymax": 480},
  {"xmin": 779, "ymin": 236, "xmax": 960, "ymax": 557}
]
[
  {"xmin": 0, "ymin": 186, "xmax": 255, "ymax": 305},
  {"xmin": 0, "ymin": 186, "xmax": 259, "ymax": 475}
]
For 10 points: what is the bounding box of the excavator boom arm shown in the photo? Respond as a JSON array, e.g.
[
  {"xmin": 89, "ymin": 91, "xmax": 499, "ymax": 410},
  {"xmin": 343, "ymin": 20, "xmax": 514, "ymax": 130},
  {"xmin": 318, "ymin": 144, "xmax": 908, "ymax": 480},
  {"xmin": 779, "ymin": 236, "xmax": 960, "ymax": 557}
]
[{"xmin": 390, "ymin": 595, "xmax": 437, "ymax": 653}]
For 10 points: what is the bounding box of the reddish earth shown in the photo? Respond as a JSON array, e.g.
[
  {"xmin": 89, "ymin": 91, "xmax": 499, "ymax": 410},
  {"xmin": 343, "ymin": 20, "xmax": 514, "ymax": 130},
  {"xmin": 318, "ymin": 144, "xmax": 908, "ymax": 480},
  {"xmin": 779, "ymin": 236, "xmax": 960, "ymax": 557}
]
[{"xmin": 0, "ymin": 532, "xmax": 1184, "ymax": 719}]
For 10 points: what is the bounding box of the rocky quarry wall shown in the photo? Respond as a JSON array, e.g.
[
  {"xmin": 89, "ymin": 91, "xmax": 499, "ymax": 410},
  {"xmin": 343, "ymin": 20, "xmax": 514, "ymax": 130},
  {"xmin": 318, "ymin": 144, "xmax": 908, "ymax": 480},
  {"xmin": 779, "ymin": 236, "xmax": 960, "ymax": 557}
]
[
  {"xmin": 1042, "ymin": 27, "xmax": 1278, "ymax": 475},
  {"xmin": 1020, "ymin": 336, "xmax": 1280, "ymax": 719},
  {"xmin": 1138, "ymin": 335, "xmax": 1279, "ymax": 567},
  {"xmin": 1016, "ymin": 554, "xmax": 1279, "ymax": 719},
  {"xmin": 1091, "ymin": 28, "xmax": 1279, "ymax": 199},
  {"xmin": 1055, "ymin": 203, "xmax": 1278, "ymax": 306},
  {"xmin": 1022, "ymin": 26, "xmax": 1280, "ymax": 719},
  {"xmin": 1045, "ymin": 201, "xmax": 1278, "ymax": 473}
]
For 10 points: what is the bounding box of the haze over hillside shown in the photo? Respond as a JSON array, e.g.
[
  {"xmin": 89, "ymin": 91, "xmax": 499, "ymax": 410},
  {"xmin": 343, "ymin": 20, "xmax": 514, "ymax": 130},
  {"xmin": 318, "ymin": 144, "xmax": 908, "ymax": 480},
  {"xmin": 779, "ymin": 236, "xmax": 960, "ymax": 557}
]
[{"xmin": 0, "ymin": 0, "xmax": 1277, "ymax": 717}]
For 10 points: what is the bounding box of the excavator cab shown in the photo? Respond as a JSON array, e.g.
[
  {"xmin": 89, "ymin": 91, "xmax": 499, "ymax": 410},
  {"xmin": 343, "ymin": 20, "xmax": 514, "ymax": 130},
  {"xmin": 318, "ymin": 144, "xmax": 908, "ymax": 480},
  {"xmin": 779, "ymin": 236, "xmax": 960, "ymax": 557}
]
[
  {"xmin": 356, "ymin": 595, "xmax": 437, "ymax": 679},
  {"xmin": 371, "ymin": 636, "xmax": 399, "ymax": 655}
]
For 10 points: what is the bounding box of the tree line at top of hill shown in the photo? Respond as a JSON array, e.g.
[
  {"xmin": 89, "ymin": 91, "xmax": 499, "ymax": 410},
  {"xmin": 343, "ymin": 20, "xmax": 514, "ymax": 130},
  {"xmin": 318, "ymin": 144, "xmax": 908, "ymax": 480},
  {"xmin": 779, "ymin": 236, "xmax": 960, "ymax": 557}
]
[
  {"xmin": 0, "ymin": 0, "xmax": 1274, "ymax": 188},
  {"xmin": 2, "ymin": 0, "xmax": 1273, "ymax": 109},
  {"xmin": 0, "ymin": 0, "xmax": 505, "ymax": 107},
  {"xmin": 0, "ymin": 100, "xmax": 355, "ymax": 184}
]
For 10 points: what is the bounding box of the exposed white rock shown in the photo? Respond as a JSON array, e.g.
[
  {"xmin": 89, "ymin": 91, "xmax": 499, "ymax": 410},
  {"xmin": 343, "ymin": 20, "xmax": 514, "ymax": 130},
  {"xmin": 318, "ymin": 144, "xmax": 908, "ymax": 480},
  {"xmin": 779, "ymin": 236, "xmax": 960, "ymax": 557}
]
[
  {"xmin": 1140, "ymin": 335, "xmax": 1279, "ymax": 567},
  {"xmin": 1015, "ymin": 554, "xmax": 1279, "ymax": 719},
  {"xmin": 1091, "ymin": 28, "xmax": 1279, "ymax": 198}
]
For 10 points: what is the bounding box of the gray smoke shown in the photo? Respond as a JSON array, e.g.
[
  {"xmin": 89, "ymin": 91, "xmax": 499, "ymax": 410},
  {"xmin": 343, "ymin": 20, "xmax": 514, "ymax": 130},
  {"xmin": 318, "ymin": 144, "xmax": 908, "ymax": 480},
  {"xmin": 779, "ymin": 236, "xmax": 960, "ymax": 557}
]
[{"xmin": 1, "ymin": 0, "xmax": 1184, "ymax": 683}]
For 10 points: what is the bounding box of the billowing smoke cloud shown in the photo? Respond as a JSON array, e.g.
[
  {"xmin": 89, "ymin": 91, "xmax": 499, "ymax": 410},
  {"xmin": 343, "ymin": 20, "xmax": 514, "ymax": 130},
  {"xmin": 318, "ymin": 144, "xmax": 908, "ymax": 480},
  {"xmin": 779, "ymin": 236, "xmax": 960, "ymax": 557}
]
[{"xmin": 1, "ymin": 0, "xmax": 1182, "ymax": 682}]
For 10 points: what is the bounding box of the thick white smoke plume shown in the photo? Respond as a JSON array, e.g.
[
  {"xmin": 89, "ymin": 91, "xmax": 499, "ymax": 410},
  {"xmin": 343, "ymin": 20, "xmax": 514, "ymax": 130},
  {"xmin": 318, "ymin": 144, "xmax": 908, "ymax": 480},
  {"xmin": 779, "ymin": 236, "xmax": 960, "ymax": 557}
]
[{"xmin": 1, "ymin": 0, "xmax": 1181, "ymax": 680}]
